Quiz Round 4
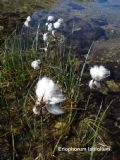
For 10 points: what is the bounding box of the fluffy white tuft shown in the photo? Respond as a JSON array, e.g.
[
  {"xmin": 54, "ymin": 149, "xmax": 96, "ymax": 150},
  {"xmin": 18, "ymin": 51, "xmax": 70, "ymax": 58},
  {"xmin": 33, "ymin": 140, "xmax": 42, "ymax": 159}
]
[
  {"xmin": 43, "ymin": 33, "xmax": 48, "ymax": 41},
  {"xmin": 57, "ymin": 18, "xmax": 63, "ymax": 23},
  {"xmin": 48, "ymin": 23, "xmax": 53, "ymax": 31},
  {"xmin": 44, "ymin": 47, "xmax": 48, "ymax": 52},
  {"xmin": 31, "ymin": 60, "xmax": 41, "ymax": 70},
  {"xmin": 47, "ymin": 15, "xmax": 54, "ymax": 22},
  {"xmin": 46, "ymin": 104, "xmax": 64, "ymax": 115},
  {"xmin": 53, "ymin": 21, "xmax": 61, "ymax": 29},
  {"xmin": 90, "ymin": 65, "xmax": 110, "ymax": 81},
  {"xmin": 24, "ymin": 16, "xmax": 31, "ymax": 27},
  {"xmin": 33, "ymin": 107, "xmax": 40, "ymax": 115},
  {"xmin": 45, "ymin": 22, "xmax": 48, "ymax": 26},
  {"xmin": 53, "ymin": 18, "xmax": 63, "ymax": 29},
  {"xmin": 35, "ymin": 77, "xmax": 65, "ymax": 105},
  {"xmin": 89, "ymin": 80, "xmax": 101, "ymax": 89},
  {"xmin": 52, "ymin": 30, "xmax": 56, "ymax": 36},
  {"xmin": 24, "ymin": 21, "xmax": 29, "ymax": 27},
  {"xmin": 26, "ymin": 16, "xmax": 31, "ymax": 22}
]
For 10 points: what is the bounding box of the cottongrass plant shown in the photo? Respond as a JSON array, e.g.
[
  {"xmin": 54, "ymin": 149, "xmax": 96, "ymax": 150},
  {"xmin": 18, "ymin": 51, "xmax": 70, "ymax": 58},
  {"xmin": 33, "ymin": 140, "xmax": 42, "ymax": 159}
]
[
  {"xmin": 89, "ymin": 65, "xmax": 110, "ymax": 89},
  {"xmin": 34, "ymin": 77, "xmax": 65, "ymax": 115},
  {"xmin": 22, "ymin": 15, "xmax": 64, "ymax": 53},
  {"xmin": 24, "ymin": 16, "xmax": 31, "ymax": 27},
  {"xmin": 31, "ymin": 59, "xmax": 41, "ymax": 70},
  {"xmin": 53, "ymin": 18, "xmax": 63, "ymax": 29},
  {"xmin": 47, "ymin": 23, "xmax": 53, "ymax": 32},
  {"xmin": 43, "ymin": 33, "xmax": 48, "ymax": 42},
  {"xmin": 47, "ymin": 15, "xmax": 54, "ymax": 22},
  {"xmin": 0, "ymin": 14, "xmax": 114, "ymax": 160}
]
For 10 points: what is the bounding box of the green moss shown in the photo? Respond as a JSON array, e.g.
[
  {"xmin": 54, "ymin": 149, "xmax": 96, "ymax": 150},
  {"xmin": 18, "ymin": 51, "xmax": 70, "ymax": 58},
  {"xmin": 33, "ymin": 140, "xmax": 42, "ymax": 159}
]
[
  {"xmin": 0, "ymin": 0, "xmax": 56, "ymax": 12},
  {"xmin": 106, "ymin": 81, "xmax": 120, "ymax": 92},
  {"xmin": 0, "ymin": 26, "xmax": 4, "ymax": 31},
  {"xmin": 0, "ymin": 0, "xmax": 56, "ymax": 45}
]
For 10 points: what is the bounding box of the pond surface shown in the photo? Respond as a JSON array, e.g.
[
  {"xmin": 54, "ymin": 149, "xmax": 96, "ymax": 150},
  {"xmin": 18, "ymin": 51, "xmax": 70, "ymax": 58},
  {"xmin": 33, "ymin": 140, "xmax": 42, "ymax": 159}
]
[
  {"xmin": 23, "ymin": 0, "xmax": 120, "ymax": 63},
  {"xmin": 24, "ymin": 0, "xmax": 120, "ymax": 48},
  {"xmin": 1, "ymin": 0, "xmax": 120, "ymax": 49}
]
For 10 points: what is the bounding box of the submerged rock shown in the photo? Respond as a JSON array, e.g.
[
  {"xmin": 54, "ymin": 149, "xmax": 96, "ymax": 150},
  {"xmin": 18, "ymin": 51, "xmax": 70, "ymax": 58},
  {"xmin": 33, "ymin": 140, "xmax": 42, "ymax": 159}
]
[
  {"xmin": 65, "ymin": 17, "xmax": 106, "ymax": 54},
  {"xmin": 91, "ymin": 18, "xmax": 108, "ymax": 26},
  {"xmin": 68, "ymin": 2, "xmax": 85, "ymax": 10}
]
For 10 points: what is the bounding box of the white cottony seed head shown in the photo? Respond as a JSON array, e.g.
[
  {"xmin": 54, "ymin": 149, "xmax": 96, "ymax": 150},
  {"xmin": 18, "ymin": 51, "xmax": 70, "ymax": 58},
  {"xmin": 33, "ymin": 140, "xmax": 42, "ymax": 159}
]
[
  {"xmin": 24, "ymin": 21, "xmax": 29, "ymax": 27},
  {"xmin": 47, "ymin": 15, "xmax": 54, "ymax": 22},
  {"xmin": 44, "ymin": 47, "xmax": 48, "ymax": 52},
  {"xmin": 57, "ymin": 18, "xmax": 63, "ymax": 23},
  {"xmin": 90, "ymin": 65, "xmax": 110, "ymax": 81},
  {"xmin": 53, "ymin": 21, "xmax": 61, "ymax": 29},
  {"xmin": 26, "ymin": 16, "xmax": 31, "ymax": 22},
  {"xmin": 45, "ymin": 22, "xmax": 49, "ymax": 26},
  {"xmin": 52, "ymin": 30, "xmax": 56, "ymax": 36},
  {"xmin": 89, "ymin": 80, "xmax": 101, "ymax": 89},
  {"xmin": 31, "ymin": 59, "xmax": 41, "ymax": 70},
  {"xmin": 33, "ymin": 106, "xmax": 40, "ymax": 115},
  {"xmin": 48, "ymin": 23, "xmax": 53, "ymax": 31},
  {"xmin": 43, "ymin": 33, "xmax": 48, "ymax": 41},
  {"xmin": 24, "ymin": 16, "xmax": 31, "ymax": 27},
  {"xmin": 35, "ymin": 77, "xmax": 65, "ymax": 105}
]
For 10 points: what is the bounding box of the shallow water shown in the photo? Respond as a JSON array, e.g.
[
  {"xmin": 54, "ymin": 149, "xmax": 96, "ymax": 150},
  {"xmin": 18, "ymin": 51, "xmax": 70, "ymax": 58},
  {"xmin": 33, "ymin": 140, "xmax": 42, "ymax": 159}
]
[
  {"xmin": 31, "ymin": 0, "xmax": 120, "ymax": 31},
  {"xmin": 25, "ymin": 0, "xmax": 120, "ymax": 53}
]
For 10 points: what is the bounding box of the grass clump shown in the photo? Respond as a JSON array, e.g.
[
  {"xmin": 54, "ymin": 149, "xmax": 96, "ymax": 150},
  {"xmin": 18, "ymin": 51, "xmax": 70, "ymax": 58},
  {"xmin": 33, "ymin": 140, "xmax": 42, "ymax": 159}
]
[{"xmin": 0, "ymin": 15, "xmax": 114, "ymax": 160}]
